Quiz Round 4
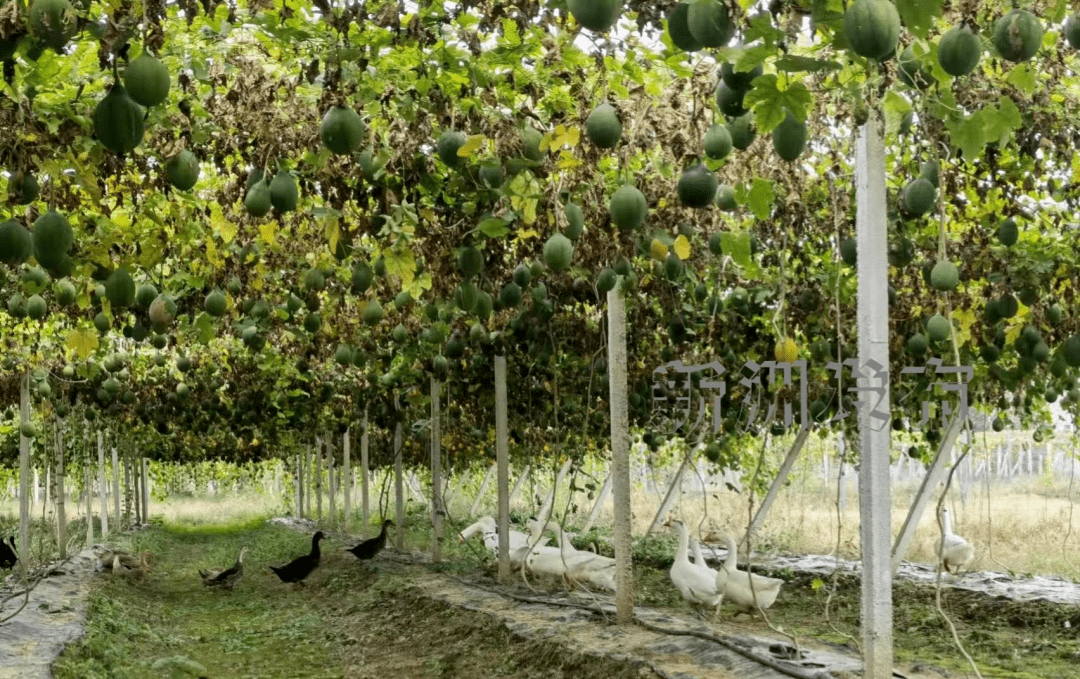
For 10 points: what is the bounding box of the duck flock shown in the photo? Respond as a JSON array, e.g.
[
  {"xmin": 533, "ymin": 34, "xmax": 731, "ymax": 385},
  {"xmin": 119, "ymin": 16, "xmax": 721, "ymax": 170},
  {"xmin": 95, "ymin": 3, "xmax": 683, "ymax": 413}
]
[
  {"xmin": 457, "ymin": 511, "xmax": 975, "ymax": 619},
  {"xmin": 3, "ymin": 506, "xmax": 974, "ymax": 621}
]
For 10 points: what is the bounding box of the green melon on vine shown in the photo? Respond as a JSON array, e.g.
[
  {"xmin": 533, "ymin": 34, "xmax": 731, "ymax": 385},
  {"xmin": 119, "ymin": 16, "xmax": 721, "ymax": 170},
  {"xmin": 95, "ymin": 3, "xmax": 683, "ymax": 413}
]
[
  {"xmin": 993, "ymin": 10, "xmax": 1043, "ymax": 63},
  {"xmin": 901, "ymin": 177, "xmax": 936, "ymax": 217},
  {"xmin": 772, "ymin": 111, "xmax": 807, "ymax": 162},
  {"xmin": 677, "ymin": 163, "xmax": 718, "ymax": 208},
  {"xmin": 703, "ymin": 123, "xmax": 732, "ymax": 160},
  {"xmin": 687, "ymin": 0, "xmax": 733, "ymax": 48},
  {"xmin": 31, "ymin": 210, "xmax": 73, "ymax": 270},
  {"xmin": 204, "ymin": 289, "xmax": 226, "ymax": 317},
  {"xmin": 721, "ymin": 62, "xmax": 763, "ymax": 91},
  {"xmin": 513, "ymin": 263, "xmax": 532, "ymax": 287},
  {"xmin": 586, "ymin": 103, "xmax": 622, "ymax": 149},
  {"xmin": 29, "ymin": 0, "xmax": 76, "ymax": 52},
  {"xmin": 937, "ymin": 25, "xmax": 982, "ymax": 77},
  {"xmin": 726, "ymin": 114, "xmax": 755, "ymax": 150},
  {"xmin": 458, "ymin": 246, "xmax": 483, "ymax": 277},
  {"xmin": 569, "ymin": 0, "xmax": 623, "ymax": 32},
  {"xmin": 94, "ymin": 84, "xmax": 145, "ymax": 155},
  {"xmin": 7, "ymin": 171, "xmax": 39, "ymax": 205},
  {"xmin": 26, "ymin": 294, "xmax": 47, "ymax": 320},
  {"xmin": 996, "ymin": 218, "xmax": 1018, "ymax": 246},
  {"xmin": 713, "ymin": 184, "xmax": 737, "ymax": 211},
  {"xmin": 244, "ymin": 179, "xmax": 272, "ymax": 217},
  {"xmin": 520, "ymin": 125, "xmax": 544, "ymax": 162},
  {"xmin": 55, "ymin": 279, "xmax": 76, "ymax": 306},
  {"xmin": 0, "ymin": 220, "xmax": 33, "ymax": 265},
  {"xmin": 666, "ymin": 3, "xmax": 701, "ymax": 53},
  {"xmin": 840, "ymin": 238, "xmax": 856, "ymax": 266},
  {"xmin": 564, "ymin": 202, "xmax": 585, "ymax": 239},
  {"xmin": 596, "ymin": 268, "xmax": 617, "ymax": 294},
  {"xmin": 930, "ymin": 260, "xmax": 959, "ymax": 291},
  {"xmin": 499, "ymin": 281, "xmax": 522, "ymax": 307},
  {"xmin": 926, "ymin": 314, "xmax": 951, "ymax": 342},
  {"xmin": 843, "ymin": 0, "xmax": 900, "ymax": 60},
  {"xmin": 270, "ymin": 170, "xmax": 299, "ymax": 212},
  {"xmin": 714, "ymin": 81, "xmax": 747, "ymax": 118},
  {"xmin": 135, "ymin": 283, "xmax": 158, "ymax": 310},
  {"xmin": 1066, "ymin": 15, "xmax": 1080, "ymax": 50},
  {"xmin": 124, "ymin": 51, "xmax": 170, "ymax": 107},
  {"xmin": 321, "ymin": 106, "xmax": 366, "ymax": 155},
  {"xmin": 105, "ymin": 267, "xmax": 135, "ymax": 308},
  {"xmin": 543, "ymin": 233, "xmax": 573, "ymax": 271},
  {"xmin": 609, "ymin": 184, "xmax": 647, "ymax": 230},
  {"xmin": 165, "ymin": 150, "xmax": 200, "ymax": 191},
  {"xmin": 437, "ymin": 130, "xmax": 467, "ymax": 168}
]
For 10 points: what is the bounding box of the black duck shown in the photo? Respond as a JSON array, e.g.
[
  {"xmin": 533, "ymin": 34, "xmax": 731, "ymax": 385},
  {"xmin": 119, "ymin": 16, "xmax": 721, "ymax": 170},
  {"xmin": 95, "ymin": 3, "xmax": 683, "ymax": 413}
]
[
  {"xmin": 269, "ymin": 531, "xmax": 324, "ymax": 585},
  {"xmin": 0, "ymin": 536, "xmax": 17, "ymax": 570},
  {"xmin": 348, "ymin": 519, "xmax": 393, "ymax": 562},
  {"xmin": 200, "ymin": 547, "xmax": 248, "ymax": 590}
]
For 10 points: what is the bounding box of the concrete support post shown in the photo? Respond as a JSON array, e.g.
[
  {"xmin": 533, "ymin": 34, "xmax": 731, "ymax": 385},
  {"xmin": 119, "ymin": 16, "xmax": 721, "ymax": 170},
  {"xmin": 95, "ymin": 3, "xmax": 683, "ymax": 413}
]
[
  {"xmin": 18, "ymin": 372, "xmax": 31, "ymax": 583},
  {"xmin": 361, "ymin": 410, "xmax": 370, "ymax": 532},
  {"xmin": 97, "ymin": 430, "xmax": 108, "ymax": 535},
  {"xmin": 608, "ymin": 285, "xmax": 634, "ymax": 624},
  {"xmin": 343, "ymin": 427, "xmax": 351, "ymax": 530},
  {"xmin": 855, "ymin": 113, "xmax": 893, "ymax": 677},
  {"xmin": 431, "ymin": 377, "xmax": 443, "ymax": 562},
  {"xmin": 495, "ymin": 356, "xmax": 511, "ymax": 582}
]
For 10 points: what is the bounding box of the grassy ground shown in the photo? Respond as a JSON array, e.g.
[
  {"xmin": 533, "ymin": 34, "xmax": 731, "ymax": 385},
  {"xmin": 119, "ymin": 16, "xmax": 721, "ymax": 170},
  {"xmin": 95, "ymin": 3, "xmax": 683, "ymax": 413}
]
[
  {"xmin": 50, "ymin": 507, "xmax": 1080, "ymax": 679},
  {"xmin": 50, "ymin": 513, "xmax": 650, "ymax": 679}
]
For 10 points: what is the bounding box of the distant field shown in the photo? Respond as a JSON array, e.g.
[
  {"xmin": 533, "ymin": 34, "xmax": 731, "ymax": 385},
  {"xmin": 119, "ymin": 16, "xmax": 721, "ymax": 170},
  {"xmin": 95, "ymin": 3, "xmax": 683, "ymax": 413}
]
[{"xmin": 3, "ymin": 431, "xmax": 1078, "ymax": 578}]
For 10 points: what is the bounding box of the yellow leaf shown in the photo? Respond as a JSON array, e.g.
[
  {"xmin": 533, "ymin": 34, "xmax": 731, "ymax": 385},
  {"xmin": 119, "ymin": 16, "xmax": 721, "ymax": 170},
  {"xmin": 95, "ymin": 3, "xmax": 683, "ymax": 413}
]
[
  {"xmin": 112, "ymin": 210, "xmax": 132, "ymax": 228},
  {"xmin": 252, "ymin": 262, "xmax": 266, "ymax": 290},
  {"xmin": 556, "ymin": 150, "xmax": 581, "ymax": 170},
  {"xmin": 457, "ymin": 134, "xmax": 485, "ymax": 157},
  {"xmin": 953, "ymin": 308, "xmax": 976, "ymax": 345},
  {"xmin": 673, "ymin": 235, "xmax": 691, "ymax": 261},
  {"xmin": 522, "ymin": 198, "xmax": 538, "ymax": 225},
  {"xmin": 516, "ymin": 228, "xmax": 540, "ymax": 242},
  {"xmin": 66, "ymin": 326, "xmax": 99, "ymax": 360},
  {"xmin": 539, "ymin": 133, "xmax": 551, "ymax": 153},
  {"xmin": 650, "ymin": 239, "xmax": 668, "ymax": 261},
  {"xmin": 205, "ymin": 238, "xmax": 222, "ymax": 268},
  {"xmin": 259, "ymin": 220, "xmax": 279, "ymax": 248},
  {"xmin": 327, "ymin": 220, "xmax": 340, "ymax": 256},
  {"xmin": 207, "ymin": 204, "xmax": 235, "ymax": 244}
]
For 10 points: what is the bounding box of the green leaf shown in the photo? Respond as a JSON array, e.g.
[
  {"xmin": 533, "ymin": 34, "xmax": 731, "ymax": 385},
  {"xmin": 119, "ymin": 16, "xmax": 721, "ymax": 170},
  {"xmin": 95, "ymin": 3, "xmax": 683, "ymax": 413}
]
[
  {"xmin": 1005, "ymin": 64, "xmax": 1037, "ymax": 97},
  {"xmin": 748, "ymin": 178, "xmax": 775, "ymax": 220},
  {"xmin": 382, "ymin": 246, "xmax": 416, "ymax": 289},
  {"xmin": 477, "ymin": 216, "xmax": 510, "ymax": 238},
  {"xmin": 774, "ymin": 55, "xmax": 842, "ymax": 73},
  {"xmin": 895, "ymin": 0, "xmax": 942, "ymax": 39},
  {"xmin": 195, "ymin": 312, "xmax": 216, "ymax": 344},
  {"xmin": 721, "ymin": 231, "xmax": 760, "ymax": 279},
  {"xmin": 883, "ymin": 90, "xmax": 913, "ymax": 138},
  {"xmin": 946, "ymin": 113, "xmax": 985, "ymax": 164}
]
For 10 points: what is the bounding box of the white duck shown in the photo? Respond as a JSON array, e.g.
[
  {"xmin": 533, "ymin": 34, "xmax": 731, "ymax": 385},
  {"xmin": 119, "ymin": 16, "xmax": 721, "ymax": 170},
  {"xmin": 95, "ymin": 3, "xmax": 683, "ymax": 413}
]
[
  {"xmin": 516, "ymin": 518, "xmax": 575, "ymax": 584},
  {"xmin": 545, "ymin": 521, "xmax": 616, "ymax": 591},
  {"xmin": 459, "ymin": 516, "xmax": 549, "ymax": 568},
  {"xmin": 937, "ymin": 507, "xmax": 974, "ymax": 573},
  {"xmin": 716, "ymin": 534, "xmax": 784, "ymax": 617},
  {"xmin": 666, "ymin": 519, "xmax": 725, "ymax": 617}
]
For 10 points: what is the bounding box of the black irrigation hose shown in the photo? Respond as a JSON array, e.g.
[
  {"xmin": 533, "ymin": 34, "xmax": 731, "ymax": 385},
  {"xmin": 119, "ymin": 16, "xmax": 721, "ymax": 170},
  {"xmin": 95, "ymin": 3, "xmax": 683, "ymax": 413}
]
[{"xmin": 450, "ymin": 577, "xmax": 839, "ymax": 679}]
